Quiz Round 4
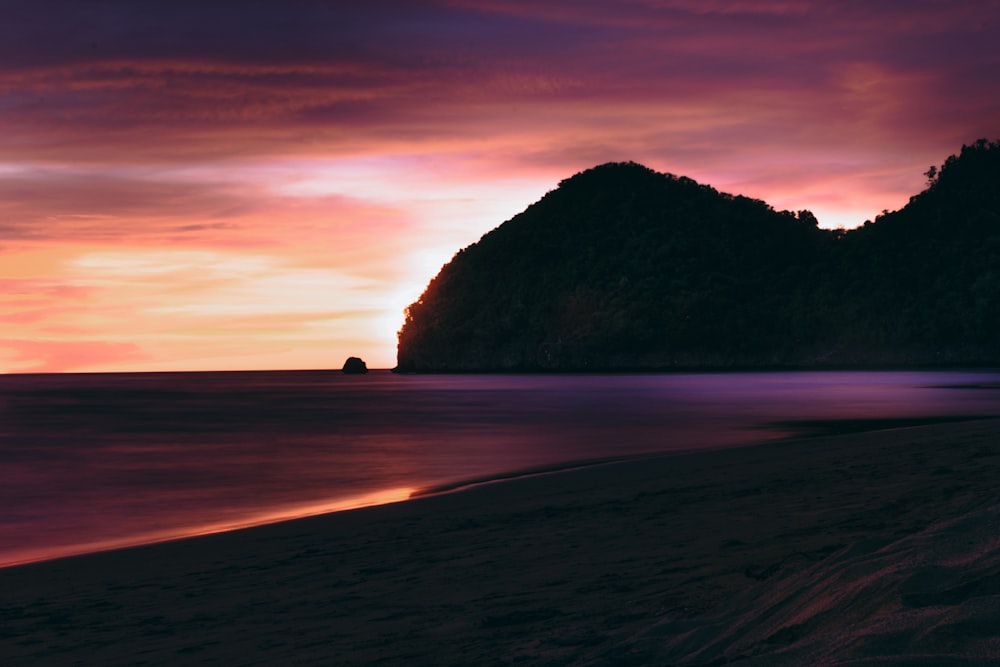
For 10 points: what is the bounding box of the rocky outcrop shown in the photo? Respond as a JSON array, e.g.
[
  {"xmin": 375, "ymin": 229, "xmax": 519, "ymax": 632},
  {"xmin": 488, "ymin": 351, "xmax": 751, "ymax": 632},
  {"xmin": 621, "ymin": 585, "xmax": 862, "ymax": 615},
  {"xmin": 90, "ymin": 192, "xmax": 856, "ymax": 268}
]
[{"xmin": 341, "ymin": 357, "xmax": 368, "ymax": 374}]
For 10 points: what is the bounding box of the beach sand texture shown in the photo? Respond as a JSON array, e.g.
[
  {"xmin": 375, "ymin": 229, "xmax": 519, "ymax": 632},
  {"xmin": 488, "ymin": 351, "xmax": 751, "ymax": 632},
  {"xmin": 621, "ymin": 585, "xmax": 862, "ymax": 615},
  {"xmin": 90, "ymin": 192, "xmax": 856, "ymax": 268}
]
[{"xmin": 2, "ymin": 419, "xmax": 1000, "ymax": 665}]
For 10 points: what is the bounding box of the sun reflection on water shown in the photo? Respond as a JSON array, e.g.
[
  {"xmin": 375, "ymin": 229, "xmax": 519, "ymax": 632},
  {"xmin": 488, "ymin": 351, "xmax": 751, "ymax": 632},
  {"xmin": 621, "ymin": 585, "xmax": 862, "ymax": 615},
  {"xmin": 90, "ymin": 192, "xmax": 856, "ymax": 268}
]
[{"xmin": 1, "ymin": 487, "xmax": 415, "ymax": 569}]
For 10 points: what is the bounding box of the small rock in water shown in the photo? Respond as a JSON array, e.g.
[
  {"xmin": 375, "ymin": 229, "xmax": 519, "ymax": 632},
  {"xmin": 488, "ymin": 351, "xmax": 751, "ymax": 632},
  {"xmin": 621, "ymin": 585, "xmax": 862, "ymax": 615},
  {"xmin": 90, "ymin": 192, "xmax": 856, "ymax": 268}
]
[{"xmin": 342, "ymin": 357, "xmax": 368, "ymax": 374}]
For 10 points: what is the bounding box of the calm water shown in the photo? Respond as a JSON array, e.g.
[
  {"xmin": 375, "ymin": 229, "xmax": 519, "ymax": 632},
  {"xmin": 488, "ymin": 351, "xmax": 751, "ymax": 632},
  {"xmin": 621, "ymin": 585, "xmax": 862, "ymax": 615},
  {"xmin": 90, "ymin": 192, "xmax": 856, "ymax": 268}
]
[{"xmin": 2, "ymin": 369, "xmax": 999, "ymax": 566}]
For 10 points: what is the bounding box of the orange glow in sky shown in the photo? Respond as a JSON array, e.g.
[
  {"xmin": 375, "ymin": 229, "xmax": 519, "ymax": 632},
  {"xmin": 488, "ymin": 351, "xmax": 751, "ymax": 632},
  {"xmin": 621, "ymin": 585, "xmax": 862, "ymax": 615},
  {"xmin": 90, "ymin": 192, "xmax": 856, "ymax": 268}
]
[{"xmin": 2, "ymin": 1, "xmax": 998, "ymax": 372}]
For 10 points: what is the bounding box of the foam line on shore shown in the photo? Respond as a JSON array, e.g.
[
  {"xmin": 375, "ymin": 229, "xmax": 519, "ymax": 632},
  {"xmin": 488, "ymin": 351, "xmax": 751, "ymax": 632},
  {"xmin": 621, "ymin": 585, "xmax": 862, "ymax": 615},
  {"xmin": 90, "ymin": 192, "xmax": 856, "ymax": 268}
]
[{"xmin": 409, "ymin": 453, "xmax": 663, "ymax": 497}]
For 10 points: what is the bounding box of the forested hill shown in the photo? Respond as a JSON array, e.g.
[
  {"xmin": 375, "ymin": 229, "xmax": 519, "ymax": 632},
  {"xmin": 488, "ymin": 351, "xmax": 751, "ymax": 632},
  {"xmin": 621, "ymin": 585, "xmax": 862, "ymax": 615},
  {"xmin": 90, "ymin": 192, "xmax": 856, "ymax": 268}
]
[{"xmin": 395, "ymin": 139, "xmax": 1000, "ymax": 372}]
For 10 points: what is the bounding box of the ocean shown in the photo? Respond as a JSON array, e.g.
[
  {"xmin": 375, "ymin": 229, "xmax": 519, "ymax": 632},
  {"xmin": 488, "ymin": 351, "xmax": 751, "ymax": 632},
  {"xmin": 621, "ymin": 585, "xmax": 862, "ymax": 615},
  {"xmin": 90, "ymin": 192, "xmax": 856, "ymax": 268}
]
[{"xmin": 2, "ymin": 369, "xmax": 998, "ymax": 567}]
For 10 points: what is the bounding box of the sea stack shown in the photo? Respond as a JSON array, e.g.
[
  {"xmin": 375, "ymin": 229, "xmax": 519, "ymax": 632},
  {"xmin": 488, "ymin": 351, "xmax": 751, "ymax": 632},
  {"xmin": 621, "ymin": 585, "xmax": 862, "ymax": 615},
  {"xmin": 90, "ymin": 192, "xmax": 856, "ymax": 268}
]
[{"xmin": 341, "ymin": 357, "xmax": 368, "ymax": 374}]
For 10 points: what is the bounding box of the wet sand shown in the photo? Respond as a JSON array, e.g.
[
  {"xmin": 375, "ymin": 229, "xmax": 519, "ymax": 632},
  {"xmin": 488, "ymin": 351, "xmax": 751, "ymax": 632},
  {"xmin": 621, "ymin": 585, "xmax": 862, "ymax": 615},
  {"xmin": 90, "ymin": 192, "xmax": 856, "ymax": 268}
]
[{"xmin": 3, "ymin": 419, "xmax": 1000, "ymax": 665}]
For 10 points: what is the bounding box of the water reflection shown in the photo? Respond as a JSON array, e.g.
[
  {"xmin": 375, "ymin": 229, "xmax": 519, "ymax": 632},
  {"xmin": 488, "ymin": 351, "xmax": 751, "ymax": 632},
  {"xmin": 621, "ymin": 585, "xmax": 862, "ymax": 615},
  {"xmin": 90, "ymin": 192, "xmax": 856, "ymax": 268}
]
[{"xmin": 1, "ymin": 369, "xmax": 998, "ymax": 566}]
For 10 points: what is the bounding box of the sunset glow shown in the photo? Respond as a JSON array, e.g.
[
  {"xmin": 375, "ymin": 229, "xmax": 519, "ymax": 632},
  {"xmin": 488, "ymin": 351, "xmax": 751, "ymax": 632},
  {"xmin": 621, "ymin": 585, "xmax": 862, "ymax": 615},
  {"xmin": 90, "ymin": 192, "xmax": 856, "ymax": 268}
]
[
  {"xmin": 1, "ymin": 485, "xmax": 416, "ymax": 567},
  {"xmin": 2, "ymin": 1, "xmax": 998, "ymax": 372}
]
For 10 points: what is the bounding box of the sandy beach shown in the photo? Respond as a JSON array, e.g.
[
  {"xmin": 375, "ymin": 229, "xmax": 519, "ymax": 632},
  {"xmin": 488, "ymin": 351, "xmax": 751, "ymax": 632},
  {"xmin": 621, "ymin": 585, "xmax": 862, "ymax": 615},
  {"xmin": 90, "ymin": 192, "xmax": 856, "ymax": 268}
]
[{"xmin": 3, "ymin": 419, "xmax": 1000, "ymax": 665}]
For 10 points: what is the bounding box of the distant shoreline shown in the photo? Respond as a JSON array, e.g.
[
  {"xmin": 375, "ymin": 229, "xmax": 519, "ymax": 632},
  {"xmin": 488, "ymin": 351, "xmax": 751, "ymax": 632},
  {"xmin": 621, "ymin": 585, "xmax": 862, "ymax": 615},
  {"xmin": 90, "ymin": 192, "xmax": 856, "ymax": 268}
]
[
  {"xmin": 392, "ymin": 362, "xmax": 1000, "ymax": 374},
  {"xmin": 3, "ymin": 363, "xmax": 1000, "ymax": 378}
]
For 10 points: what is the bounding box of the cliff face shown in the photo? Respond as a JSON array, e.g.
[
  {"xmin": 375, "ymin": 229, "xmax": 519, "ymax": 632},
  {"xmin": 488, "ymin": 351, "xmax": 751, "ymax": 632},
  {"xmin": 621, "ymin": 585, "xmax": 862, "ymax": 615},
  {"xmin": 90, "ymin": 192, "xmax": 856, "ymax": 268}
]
[{"xmin": 396, "ymin": 141, "xmax": 1000, "ymax": 372}]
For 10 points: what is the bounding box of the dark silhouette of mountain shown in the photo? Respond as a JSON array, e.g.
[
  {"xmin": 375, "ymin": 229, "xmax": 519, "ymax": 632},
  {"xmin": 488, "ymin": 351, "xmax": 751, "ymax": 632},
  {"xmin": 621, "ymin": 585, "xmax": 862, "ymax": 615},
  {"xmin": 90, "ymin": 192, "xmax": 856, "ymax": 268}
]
[{"xmin": 396, "ymin": 139, "xmax": 1000, "ymax": 371}]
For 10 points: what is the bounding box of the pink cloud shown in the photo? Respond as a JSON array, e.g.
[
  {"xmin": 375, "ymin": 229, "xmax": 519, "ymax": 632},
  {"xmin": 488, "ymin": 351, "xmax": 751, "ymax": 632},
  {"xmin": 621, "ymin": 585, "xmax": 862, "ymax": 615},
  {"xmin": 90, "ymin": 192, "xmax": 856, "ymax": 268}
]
[
  {"xmin": 0, "ymin": 339, "xmax": 146, "ymax": 373},
  {"xmin": 0, "ymin": 0, "xmax": 997, "ymax": 370}
]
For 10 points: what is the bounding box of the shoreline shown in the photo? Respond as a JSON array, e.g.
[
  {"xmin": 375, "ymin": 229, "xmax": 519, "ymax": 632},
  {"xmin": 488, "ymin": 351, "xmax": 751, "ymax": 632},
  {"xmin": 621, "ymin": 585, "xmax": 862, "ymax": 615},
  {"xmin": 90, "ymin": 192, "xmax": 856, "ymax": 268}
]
[
  {"xmin": 3, "ymin": 419, "xmax": 1000, "ymax": 664},
  {"xmin": 391, "ymin": 363, "xmax": 1000, "ymax": 374},
  {"xmin": 0, "ymin": 450, "xmax": 706, "ymax": 571},
  {"xmin": 7, "ymin": 363, "xmax": 996, "ymax": 379},
  {"xmin": 9, "ymin": 413, "xmax": 978, "ymax": 570}
]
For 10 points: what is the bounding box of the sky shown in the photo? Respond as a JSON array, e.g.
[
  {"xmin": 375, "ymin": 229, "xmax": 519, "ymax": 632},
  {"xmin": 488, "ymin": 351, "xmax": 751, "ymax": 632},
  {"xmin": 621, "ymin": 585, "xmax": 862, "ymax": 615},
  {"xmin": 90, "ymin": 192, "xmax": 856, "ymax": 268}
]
[{"xmin": 2, "ymin": 1, "xmax": 998, "ymax": 372}]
